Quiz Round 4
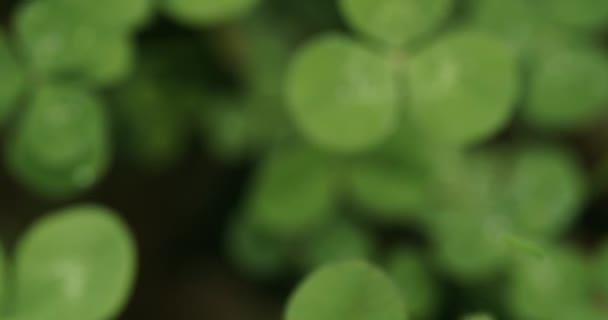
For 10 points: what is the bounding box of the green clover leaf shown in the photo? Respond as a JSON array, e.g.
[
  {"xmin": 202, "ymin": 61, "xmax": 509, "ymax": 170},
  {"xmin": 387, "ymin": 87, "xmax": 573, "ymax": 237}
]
[
  {"xmin": 13, "ymin": 205, "xmax": 136, "ymax": 320},
  {"xmin": 286, "ymin": 34, "xmax": 398, "ymax": 153},
  {"xmin": 44, "ymin": 0, "xmax": 153, "ymax": 31},
  {"xmin": 339, "ymin": 0, "xmax": 452, "ymax": 47},
  {"xmin": 7, "ymin": 84, "xmax": 110, "ymax": 198},
  {"xmin": 506, "ymin": 248, "xmax": 587, "ymax": 320},
  {"xmin": 525, "ymin": 46, "xmax": 608, "ymax": 130},
  {"xmin": 247, "ymin": 145, "xmax": 336, "ymax": 238},
  {"xmin": 286, "ymin": 261, "xmax": 408, "ymax": 320},
  {"xmin": 163, "ymin": 0, "xmax": 259, "ymax": 25},
  {"xmin": 407, "ymin": 30, "xmax": 519, "ymax": 146}
]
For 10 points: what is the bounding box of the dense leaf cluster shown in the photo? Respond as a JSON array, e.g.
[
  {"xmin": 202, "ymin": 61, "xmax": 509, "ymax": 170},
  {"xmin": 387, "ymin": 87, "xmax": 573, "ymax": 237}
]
[{"xmin": 1, "ymin": 0, "xmax": 608, "ymax": 319}]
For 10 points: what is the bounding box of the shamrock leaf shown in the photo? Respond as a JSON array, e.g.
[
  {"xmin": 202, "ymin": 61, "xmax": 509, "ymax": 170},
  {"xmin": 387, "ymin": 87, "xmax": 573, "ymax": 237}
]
[{"xmin": 13, "ymin": 205, "xmax": 136, "ymax": 320}]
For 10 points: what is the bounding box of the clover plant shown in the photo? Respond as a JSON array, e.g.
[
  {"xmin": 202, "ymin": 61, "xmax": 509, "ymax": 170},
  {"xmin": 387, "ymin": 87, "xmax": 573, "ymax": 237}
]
[
  {"xmin": 0, "ymin": 0, "xmax": 148, "ymax": 198},
  {"xmin": 286, "ymin": 0, "xmax": 518, "ymax": 151},
  {"xmin": 0, "ymin": 0, "xmax": 607, "ymax": 319},
  {"xmin": 285, "ymin": 261, "xmax": 407, "ymax": 320},
  {"xmin": 0, "ymin": 205, "xmax": 136, "ymax": 320},
  {"xmin": 471, "ymin": 0, "xmax": 608, "ymax": 131}
]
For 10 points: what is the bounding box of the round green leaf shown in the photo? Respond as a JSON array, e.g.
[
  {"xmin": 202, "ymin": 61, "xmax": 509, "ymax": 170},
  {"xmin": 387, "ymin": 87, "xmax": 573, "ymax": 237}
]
[
  {"xmin": 16, "ymin": 1, "xmax": 93, "ymax": 76},
  {"xmin": 286, "ymin": 261, "xmax": 408, "ymax": 320},
  {"xmin": 163, "ymin": 0, "xmax": 259, "ymax": 25},
  {"xmin": 470, "ymin": 0, "xmax": 534, "ymax": 55},
  {"xmin": 540, "ymin": 0, "xmax": 608, "ymax": 30},
  {"xmin": 44, "ymin": 0, "xmax": 153, "ymax": 31},
  {"xmin": 385, "ymin": 248, "xmax": 437, "ymax": 319},
  {"xmin": 525, "ymin": 46, "xmax": 608, "ymax": 130},
  {"xmin": 431, "ymin": 206, "xmax": 510, "ymax": 280},
  {"xmin": 407, "ymin": 30, "xmax": 519, "ymax": 146},
  {"xmin": 506, "ymin": 248, "xmax": 587, "ymax": 320},
  {"xmin": 286, "ymin": 34, "xmax": 398, "ymax": 153},
  {"xmin": 85, "ymin": 35, "xmax": 134, "ymax": 86},
  {"xmin": 0, "ymin": 32, "xmax": 25, "ymax": 125},
  {"xmin": 426, "ymin": 152, "xmax": 512, "ymax": 279},
  {"xmin": 340, "ymin": 0, "xmax": 452, "ymax": 46},
  {"xmin": 471, "ymin": 0, "xmax": 592, "ymax": 66},
  {"xmin": 15, "ymin": 1, "xmax": 127, "ymax": 79},
  {"xmin": 247, "ymin": 145, "xmax": 335, "ymax": 238},
  {"xmin": 14, "ymin": 205, "xmax": 136, "ymax": 320},
  {"xmin": 7, "ymin": 84, "xmax": 110, "ymax": 198},
  {"xmin": 505, "ymin": 146, "xmax": 586, "ymax": 239}
]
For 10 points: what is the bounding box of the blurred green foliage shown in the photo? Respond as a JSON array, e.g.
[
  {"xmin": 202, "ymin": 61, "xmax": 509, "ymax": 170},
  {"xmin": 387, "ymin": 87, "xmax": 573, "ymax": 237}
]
[
  {"xmin": 0, "ymin": 0, "xmax": 607, "ymax": 319},
  {"xmin": 285, "ymin": 261, "xmax": 407, "ymax": 320},
  {"xmin": 0, "ymin": 205, "xmax": 136, "ymax": 320}
]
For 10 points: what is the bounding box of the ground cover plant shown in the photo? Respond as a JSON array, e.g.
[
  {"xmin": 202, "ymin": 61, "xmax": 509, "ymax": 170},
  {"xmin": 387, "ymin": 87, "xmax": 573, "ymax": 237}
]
[{"xmin": 1, "ymin": 0, "xmax": 608, "ymax": 319}]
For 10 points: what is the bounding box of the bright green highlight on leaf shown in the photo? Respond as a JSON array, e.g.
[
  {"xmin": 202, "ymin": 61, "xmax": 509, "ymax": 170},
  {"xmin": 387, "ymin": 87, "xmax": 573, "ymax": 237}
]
[
  {"xmin": 425, "ymin": 152, "xmax": 512, "ymax": 279},
  {"xmin": 16, "ymin": 1, "xmax": 93, "ymax": 75},
  {"xmin": 163, "ymin": 0, "xmax": 259, "ymax": 25},
  {"xmin": 407, "ymin": 30, "xmax": 518, "ymax": 146},
  {"xmin": 525, "ymin": 46, "xmax": 608, "ymax": 130},
  {"xmin": 471, "ymin": 0, "xmax": 567, "ymax": 58},
  {"xmin": 13, "ymin": 205, "xmax": 136, "ymax": 320},
  {"xmin": 7, "ymin": 84, "xmax": 110, "ymax": 198},
  {"xmin": 0, "ymin": 32, "xmax": 24, "ymax": 125},
  {"xmin": 286, "ymin": 261, "xmax": 407, "ymax": 320},
  {"xmin": 286, "ymin": 34, "xmax": 398, "ymax": 153},
  {"xmin": 339, "ymin": 0, "xmax": 452, "ymax": 46}
]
